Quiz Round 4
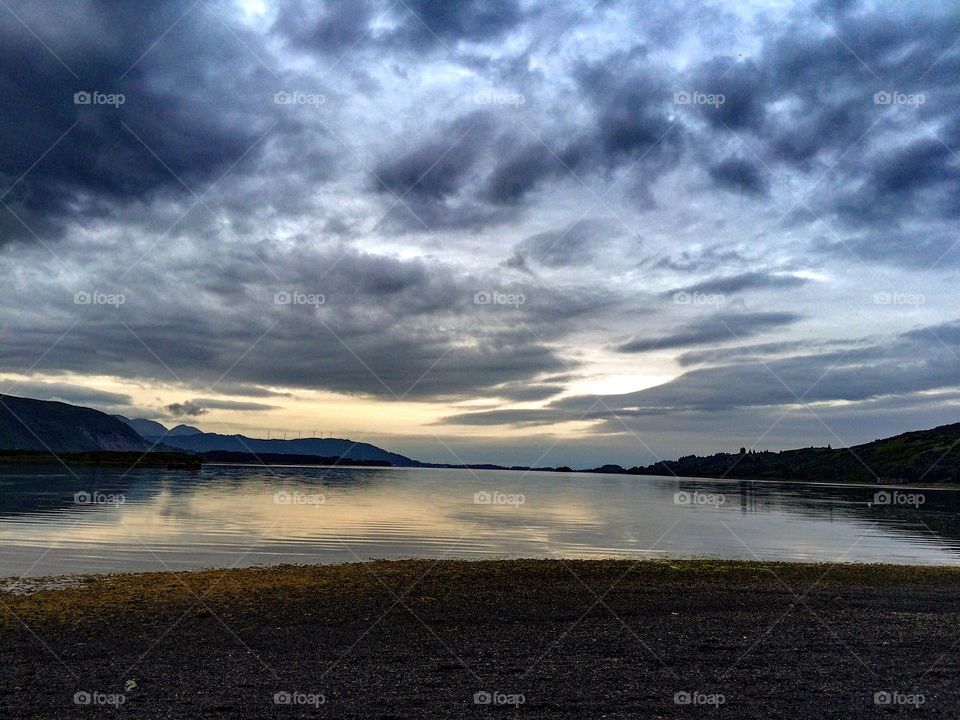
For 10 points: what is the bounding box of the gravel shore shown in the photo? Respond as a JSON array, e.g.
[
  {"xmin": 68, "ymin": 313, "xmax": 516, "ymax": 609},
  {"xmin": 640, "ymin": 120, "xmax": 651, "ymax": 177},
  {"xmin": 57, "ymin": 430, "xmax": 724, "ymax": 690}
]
[{"xmin": 2, "ymin": 558, "xmax": 960, "ymax": 718}]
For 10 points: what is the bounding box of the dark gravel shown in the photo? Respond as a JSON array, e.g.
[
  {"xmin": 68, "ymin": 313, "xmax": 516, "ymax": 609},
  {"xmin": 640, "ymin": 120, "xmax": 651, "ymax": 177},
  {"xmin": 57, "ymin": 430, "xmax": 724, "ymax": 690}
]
[{"xmin": 2, "ymin": 559, "xmax": 959, "ymax": 718}]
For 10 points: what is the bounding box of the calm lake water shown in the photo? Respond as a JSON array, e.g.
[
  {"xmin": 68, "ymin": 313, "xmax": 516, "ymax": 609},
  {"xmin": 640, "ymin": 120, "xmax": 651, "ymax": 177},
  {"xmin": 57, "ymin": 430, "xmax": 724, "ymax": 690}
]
[{"xmin": 1, "ymin": 463, "xmax": 960, "ymax": 578}]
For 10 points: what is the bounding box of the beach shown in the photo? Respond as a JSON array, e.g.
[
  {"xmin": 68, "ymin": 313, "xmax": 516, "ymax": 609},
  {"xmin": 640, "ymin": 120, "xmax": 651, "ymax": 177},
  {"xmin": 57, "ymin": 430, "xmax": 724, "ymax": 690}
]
[{"xmin": 3, "ymin": 559, "xmax": 959, "ymax": 718}]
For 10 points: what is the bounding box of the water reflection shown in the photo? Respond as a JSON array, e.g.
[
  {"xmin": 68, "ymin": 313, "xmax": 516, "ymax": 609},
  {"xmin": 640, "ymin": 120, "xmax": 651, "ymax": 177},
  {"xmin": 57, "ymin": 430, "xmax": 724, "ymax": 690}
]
[{"xmin": 0, "ymin": 463, "xmax": 958, "ymax": 577}]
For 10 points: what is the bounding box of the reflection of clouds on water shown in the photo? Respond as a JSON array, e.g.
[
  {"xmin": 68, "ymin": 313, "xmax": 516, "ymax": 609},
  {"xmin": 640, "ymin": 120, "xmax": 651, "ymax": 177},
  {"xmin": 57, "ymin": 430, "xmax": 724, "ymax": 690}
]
[{"xmin": 0, "ymin": 466, "xmax": 959, "ymax": 577}]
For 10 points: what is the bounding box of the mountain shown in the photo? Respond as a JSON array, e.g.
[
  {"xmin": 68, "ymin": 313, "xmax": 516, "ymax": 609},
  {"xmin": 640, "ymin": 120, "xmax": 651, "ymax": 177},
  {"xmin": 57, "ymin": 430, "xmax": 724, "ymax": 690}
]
[
  {"xmin": 0, "ymin": 395, "xmax": 148, "ymax": 452},
  {"xmin": 114, "ymin": 416, "xmax": 168, "ymax": 438},
  {"xmin": 168, "ymin": 424, "xmax": 202, "ymax": 436},
  {"xmin": 199, "ymin": 451, "xmax": 393, "ymax": 467},
  {"xmin": 144, "ymin": 431, "xmax": 419, "ymax": 467},
  {"xmin": 114, "ymin": 417, "xmax": 203, "ymax": 438},
  {"xmin": 627, "ymin": 422, "xmax": 960, "ymax": 484},
  {"xmin": 114, "ymin": 416, "xmax": 417, "ymax": 466}
]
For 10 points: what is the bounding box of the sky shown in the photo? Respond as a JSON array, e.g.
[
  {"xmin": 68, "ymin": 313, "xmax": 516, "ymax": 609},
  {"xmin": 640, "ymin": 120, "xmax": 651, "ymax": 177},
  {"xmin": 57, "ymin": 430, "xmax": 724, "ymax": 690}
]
[{"xmin": 0, "ymin": 0, "xmax": 958, "ymax": 468}]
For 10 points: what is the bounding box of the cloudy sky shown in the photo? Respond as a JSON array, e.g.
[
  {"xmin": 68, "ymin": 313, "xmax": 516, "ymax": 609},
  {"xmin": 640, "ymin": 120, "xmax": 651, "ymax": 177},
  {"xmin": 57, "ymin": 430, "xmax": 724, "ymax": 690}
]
[{"xmin": 0, "ymin": 0, "xmax": 957, "ymax": 467}]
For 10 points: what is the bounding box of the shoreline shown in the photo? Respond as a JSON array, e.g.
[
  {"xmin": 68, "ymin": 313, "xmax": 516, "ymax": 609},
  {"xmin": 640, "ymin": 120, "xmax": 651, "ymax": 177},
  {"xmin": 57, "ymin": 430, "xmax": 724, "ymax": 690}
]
[
  {"xmin": 4, "ymin": 559, "xmax": 960, "ymax": 717},
  {"xmin": 5, "ymin": 555, "xmax": 960, "ymax": 590},
  {"xmin": 4, "ymin": 453, "xmax": 960, "ymax": 490},
  {"xmin": 0, "ymin": 450, "xmax": 200, "ymax": 469}
]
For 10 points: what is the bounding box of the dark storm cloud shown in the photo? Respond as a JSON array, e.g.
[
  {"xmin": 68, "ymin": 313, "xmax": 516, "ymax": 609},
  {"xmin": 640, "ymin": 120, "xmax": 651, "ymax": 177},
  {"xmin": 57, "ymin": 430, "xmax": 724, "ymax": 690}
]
[
  {"xmin": 483, "ymin": 141, "xmax": 567, "ymax": 206},
  {"xmin": 165, "ymin": 401, "xmax": 208, "ymax": 417},
  {"xmin": 830, "ymin": 139, "xmax": 960, "ymax": 228},
  {"xmin": 392, "ymin": 0, "xmax": 524, "ymax": 49},
  {"xmin": 373, "ymin": 113, "xmax": 495, "ymax": 200},
  {"xmin": 707, "ymin": 158, "xmax": 768, "ymax": 196},
  {"xmin": 604, "ymin": 0, "xmax": 960, "ymax": 270},
  {"xmin": 0, "ymin": 0, "xmax": 282, "ymax": 244},
  {"xmin": 689, "ymin": 57, "xmax": 767, "ymax": 131},
  {"xmin": 274, "ymin": 0, "xmax": 376, "ymax": 53},
  {"xmin": 166, "ymin": 398, "xmax": 278, "ymax": 416},
  {"xmin": 574, "ymin": 52, "xmax": 679, "ymax": 165},
  {"xmin": 5, "ymin": 0, "xmax": 956, "ymax": 253},
  {"xmin": 276, "ymin": 0, "xmax": 524, "ymax": 55},
  {"xmin": 666, "ymin": 272, "xmax": 808, "ymax": 297},
  {"xmin": 479, "ymin": 50, "xmax": 685, "ymax": 209},
  {"xmin": 616, "ymin": 311, "xmax": 803, "ymax": 353}
]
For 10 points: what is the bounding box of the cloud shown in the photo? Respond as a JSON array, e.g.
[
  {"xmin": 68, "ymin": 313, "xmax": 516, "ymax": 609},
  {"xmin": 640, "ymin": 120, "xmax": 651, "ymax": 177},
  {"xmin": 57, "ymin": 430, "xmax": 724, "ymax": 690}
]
[
  {"xmin": 707, "ymin": 157, "xmax": 768, "ymax": 196},
  {"xmin": 0, "ymin": 243, "xmax": 589, "ymax": 401},
  {"xmin": 1, "ymin": 0, "xmax": 959, "ymax": 466},
  {"xmin": 373, "ymin": 113, "xmax": 495, "ymax": 201},
  {"xmin": 276, "ymin": 0, "xmax": 525, "ymax": 55},
  {"xmin": 0, "ymin": 0, "xmax": 284, "ymax": 244},
  {"xmin": 442, "ymin": 320, "xmax": 960, "ymax": 437},
  {"xmin": 165, "ymin": 401, "xmax": 208, "ymax": 417},
  {"xmin": 666, "ymin": 272, "xmax": 809, "ymax": 297},
  {"xmin": 615, "ymin": 311, "xmax": 803, "ymax": 353},
  {"xmin": 507, "ymin": 219, "xmax": 619, "ymax": 269},
  {"xmin": 166, "ymin": 398, "xmax": 279, "ymax": 417}
]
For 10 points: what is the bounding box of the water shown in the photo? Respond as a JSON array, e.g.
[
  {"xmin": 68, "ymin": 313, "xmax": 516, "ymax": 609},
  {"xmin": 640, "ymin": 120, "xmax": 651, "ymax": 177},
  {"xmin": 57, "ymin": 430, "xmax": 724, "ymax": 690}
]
[{"xmin": 1, "ymin": 463, "xmax": 959, "ymax": 578}]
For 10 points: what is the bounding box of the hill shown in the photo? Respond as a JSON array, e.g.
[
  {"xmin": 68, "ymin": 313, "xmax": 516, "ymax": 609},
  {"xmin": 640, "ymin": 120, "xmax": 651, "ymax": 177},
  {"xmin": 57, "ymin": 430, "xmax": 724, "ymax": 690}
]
[
  {"xmin": 114, "ymin": 417, "xmax": 202, "ymax": 438},
  {"xmin": 200, "ymin": 451, "xmax": 392, "ymax": 467},
  {"xmin": 0, "ymin": 395, "xmax": 148, "ymax": 453},
  {"xmin": 0, "ymin": 449, "xmax": 199, "ymax": 468},
  {"xmin": 114, "ymin": 417, "xmax": 419, "ymax": 467},
  {"xmin": 162, "ymin": 433, "xmax": 419, "ymax": 466},
  {"xmin": 627, "ymin": 422, "xmax": 960, "ymax": 484}
]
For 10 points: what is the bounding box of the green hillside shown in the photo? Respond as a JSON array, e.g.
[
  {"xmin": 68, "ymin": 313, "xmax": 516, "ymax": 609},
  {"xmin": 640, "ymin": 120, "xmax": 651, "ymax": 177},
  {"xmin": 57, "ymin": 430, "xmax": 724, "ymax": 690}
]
[
  {"xmin": 629, "ymin": 422, "xmax": 960, "ymax": 484},
  {"xmin": 0, "ymin": 395, "xmax": 148, "ymax": 453}
]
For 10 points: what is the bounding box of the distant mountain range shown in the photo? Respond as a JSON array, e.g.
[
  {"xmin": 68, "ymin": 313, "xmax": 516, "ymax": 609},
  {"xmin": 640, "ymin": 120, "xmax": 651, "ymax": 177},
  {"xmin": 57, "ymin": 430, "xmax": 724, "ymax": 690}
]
[
  {"xmin": 0, "ymin": 396, "xmax": 415, "ymax": 465},
  {"xmin": 2, "ymin": 394, "xmax": 958, "ymax": 482},
  {"xmin": 114, "ymin": 416, "xmax": 419, "ymax": 466}
]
